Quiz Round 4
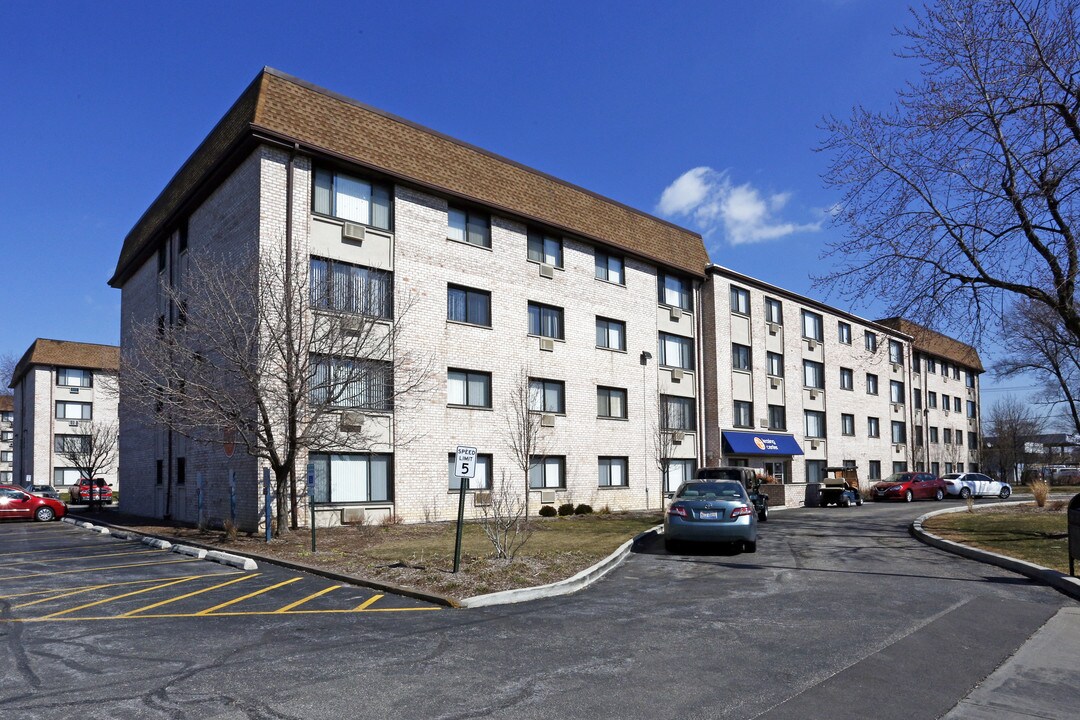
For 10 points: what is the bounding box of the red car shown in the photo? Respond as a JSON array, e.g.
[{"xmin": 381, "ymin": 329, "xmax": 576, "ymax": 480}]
[
  {"xmin": 72, "ymin": 478, "xmax": 114, "ymax": 505},
  {"xmin": 871, "ymin": 472, "xmax": 946, "ymax": 502},
  {"xmin": 0, "ymin": 484, "xmax": 67, "ymax": 522}
]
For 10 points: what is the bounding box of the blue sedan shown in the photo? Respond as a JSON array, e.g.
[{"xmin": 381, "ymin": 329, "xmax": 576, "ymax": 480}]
[{"xmin": 664, "ymin": 480, "xmax": 758, "ymax": 553}]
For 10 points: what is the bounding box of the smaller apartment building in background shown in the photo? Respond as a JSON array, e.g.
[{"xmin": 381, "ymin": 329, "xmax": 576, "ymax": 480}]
[
  {"xmin": 1, "ymin": 395, "xmax": 13, "ymax": 483},
  {"xmin": 9, "ymin": 339, "xmax": 120, "ymax": 490}
]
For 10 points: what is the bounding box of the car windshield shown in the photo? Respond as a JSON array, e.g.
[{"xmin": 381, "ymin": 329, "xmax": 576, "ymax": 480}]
[
  {"xmin": 942, "ymin": 474, "xmax": 961, "ymax": 480},
  {"xmin": 882, "ymin": 474, "xmax": 911, "ymax": 483},
  {"xmin": 696, "ymin": 468, "xmax": 744, "ymax": 481},
  {"xmin": 677, "ymin": 482, "xmax": 746, "ymax": 500}
]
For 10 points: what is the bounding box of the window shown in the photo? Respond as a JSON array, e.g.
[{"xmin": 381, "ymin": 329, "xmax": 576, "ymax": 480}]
[
  {"xmin": 597, "ymin": 387, "xmax": 628, "ymax": 419},
  {"xmin": 157, "ymin": 246, "xmax": 166, "ymax": 274},
  {"xmin": 730, "ymin": 285, "xmax": 750, "ymax": 315},
  {"xmin": 598, "ymin": 457, "xmax": 629, "ymax": 487},
  {"xmin": 0, "ymin": 472, "xmax": 10, "ymax": 483},
  {"xmin": 733, "ymin": 401, "xmax": 753, "ymax": 428},
  {"xmin": 661, "ymin": 395, "xmax": 696, "ymax": 431},
  {"xmin": 447, "ymin": 370, "xmax": 491, "ymax": 408},
  {"xmin": 943, "ymin": 428, "xmax": 953, "ymax": 444},
  {"xmin": 841, "ymin": 413, "xmax": 855, "ymax": 436},
  {"xmin": 528, "ymin": 302, "xmax": 564, "ymax": 340},
  {"xmin": 868, "ymin": 417, "xmax": 880, "ymax": 438},
  {"xmin": 54, "ymin": 435, "xmax": 90, "ymax": 453},
  {"xmin": 595, "ymin": 251, "xmax": 624, "ymax": 284},
  {"xmin": 840, "ymin": 367, "xmax": 853, "ymax": 390},
  {"xmin": 928, "ymin": 391, "xmax": 938, "ymax": 409},
  {"xmin": 313, "ymin": 168, "xmax": 391, "ymax": 230},
  {"xmin": 310, "ymin": 257, "xmax": 393, "ymax": 318},
  {"xmin": 732, "ymin": 344, "xmax": 752, "ymax": 371},
  {"xmin": 929, "ymin": 426, "xmax": 939, "ymax": 443},
  {"xmin": 892, "ymin": 421, "xmax": 907, "ymax": 444},
  {"xmin": 868, "ymin": 461, "xmax": 881, "ymax": 480},
  {"xmin": 528, "ymin": 379, "xmax": 565, "ymax": 414},
  {"xmin": 54, "ymin": 468, "xmax": 82, "ymax": 485},
  {"xmin": 156, "ymin": 460, "xmax": 163, "ymax": 485},
  {"xmin": 57, "ymin": 368, "xmax": 92, "ymax": 388},
  {"xmin": 956, "ymin": 430, "xmax": 964, "ymax": 446},
  {"xmin": 965, "ymin": 371, "xmax": 975, "ymax": 388},
  {"xmin": 895, "ymin": 462, "xmax": 910, "ymax": 474},
  {"xmin": 914, "ymin": 425, "xmax": 924, "ymax": 446},
  {"xmin": 967, "ymin": 401, "xmax": 977, "ymax": 418},
  {"xmin": 659, "ymin": 333, "xmax": 694, "ymax": 370},
  {"xmin": 913, "ymin": 353, "xmax": 921, "ymax": 372},
  {"xmin": 1, "ymin": 411, "xmax": 11, "ymax": 422},
  {"xmin": 1, "ymin": 430, "xmax": 12, "ymax": 441},
  {"xmin": 889, "ymin": 340, "xmax": 904, "ymax": 365},
  {"xmin": 447, "ymin": 206, "xmax": 490, "ymax": 248},
  {"xmin": 765, "ymin": 298, "xmax": 783, "ymax": 324},
  {"xmin": 596, "ymin": 317, "xmax": 627, "ymax": 351},
  {"xmin": 310, "ymin": 358, "xmax": 393, "ymax": 410},
  {"xmin": 447, "ymin": 285, "xmax": 491, "ymax": 326},
  {"xmin": 803, "ymin": 360, "xmax": 824, "ymax": 389},
  {"xmin": 805, "ymin": 410, "xmax": 826, "ymax": 438},
  {"xmin": 944, "ymin": 462, "xmax": 954, "ymax": 475},
  {"xmin": 0, "ymin": 451, "xmax": 11, "ymax": 463},
  {"xmin": 55, "ymin": 401, "xmax": 92, "ymax": 420},
  {"xmin": 927, "ymin": 357, "xmax": 937, "ymax": 373},
  {"xmin": 178, "ymin": 220, "xmax": 188, "ymax": 254},
  {"xmin": 865, "ymin": 331, "xmax": 877, "ymax": 352},
  {"xmin": 802, "ymin": 310, "xmax": 823, "ymax": 341},
  {"xmin": 310, "ymin": 453, "xmax": 393, "ymax": 503},
  {"xmin": 529, "ymin": 456, "xmax": 566, "ymax": 489},
  {"xmin": 806, "ymin": 460, "xmax": 826, "ymax": 483},
  {"xmin": 914, "ymin": 390, "xmax": 922, "ymax": 409},
  {"xmin": 953, "ymin": 365, "xmax": 961, "ymax": 380},
  {"xmin": 890, "ymin": 381, "xmax": 905, "ymax": 404},
  {"xmin": 865, "ymin": 373, "xmax": 878, "ymax": 395},
  {"xmin": 448, "ymin": 453, "xmax": 491, "ymax": 490},
  {"xmin": 176, "ymin": 456, "xmax": 186, "ymax": 485},
  {"xmin": 527, "ymin": 230, "xmax": 563, "ymax": 267},
  {"xmin": 838, "ymin": 321, "xmax": 851, "ymax": 344},
  {"xmin": 767, "ymin": 405, "xmax": 786, "ymax": 430},
  {"xmin": 766, "ymin": 352, "xmax": 784, "ymax": 377},
  {"xmin": 954, "ymin": 396, "xmax": 962, "ymax": 413},
  {"xmin": 663, "ymin": 459, "xmax": 696, "ymax": 493},
  {"xmin": 658, "ymin": 273, "xmax": 692, "ymax": 310},
  {"xmin": 942, "ymin": 394, "xmax": 950, "ymax": 411}
]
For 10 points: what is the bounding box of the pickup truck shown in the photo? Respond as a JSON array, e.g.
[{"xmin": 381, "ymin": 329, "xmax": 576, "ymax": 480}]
[{"xmin": 72, "ymin": 478, "xmax": 113, "ymax": 505}]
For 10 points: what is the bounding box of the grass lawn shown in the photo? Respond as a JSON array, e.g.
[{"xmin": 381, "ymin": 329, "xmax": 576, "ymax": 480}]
[
  {"xmin": 923, "ymin": 500, "xmax": 1073, "ymax": 574},
  {"xmin": 1010, "ymin": 485, "xmax": 1080, "ymax": 495},
  {"xmin": 108, "ymin": 510, "xmax": 664, "ymax": 601}
]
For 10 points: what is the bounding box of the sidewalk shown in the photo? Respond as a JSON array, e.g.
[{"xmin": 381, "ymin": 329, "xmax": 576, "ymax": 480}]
[{"xmin": 943, "ymin": 606, "xmax": 1080, "ymax": 719}]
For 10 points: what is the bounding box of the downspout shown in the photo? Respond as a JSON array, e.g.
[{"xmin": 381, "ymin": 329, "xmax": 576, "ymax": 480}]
[
  {"xmin": 695, "ymin": 279, "xmax": 707, "ymax": 467},
  {"xmin": 286, "ymin": 142, "xmax": 299, "ymax": 530},
  {"xmin": 165, "ymin": 237, "xmax": 174, "ymax": 519}
]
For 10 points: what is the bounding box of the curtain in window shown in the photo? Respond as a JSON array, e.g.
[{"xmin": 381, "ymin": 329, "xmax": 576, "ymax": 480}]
[
  {"xmin": 314, "ymin": 170, "xmax": 333, "ymax": 215},
  {"xmin": 447, "ymin": 288, "xmax": 466, "ymax": 322},
  {"xmin": 448, "ymin": 209, "xmax": 467, "ymax": 242},
  {"xmin": 310, "ymin": 258, "xmax": 329, "ymax": 308},
  {"xmin": 466, "ymin": 292, "xmax": 489, "ymax": 325},
  {"xmin": 331, "ymin": 454, "xmax": 367, "ymax": 502},
  {"xmin": 311, "ymin": 455, "xmax": 330, "ymax": 503},
  {"xmin": 368, "ymin": 455, "xmax": 390, "ymax": 501},
  {"xmin": 335, "ymin": 175, "xmax": 370, "ymax": 224},
  {"xmin": 370, "ymin": 185, "xmax": 391, "ymax": 230},
  {"xmin": 466, "ymin": 215, "xmax": 489, "ymax": 246},
  {"xmin": 468, "ymin": 373, "xmax": 489, "ymax": 407},
  {"xmin": 448, "ymin": 372, "xmax": 467, "ymax": 405},
  {"xmin": 542, "ymin": 308, "xmax": 561, "ymax": 338},
  {"xmin": 544, "ymin": 383, "xmax": 562, "ymax": 413},
  {"xmin": 529, "ymin": 457, "xmax": 563, "ymax": 488}
]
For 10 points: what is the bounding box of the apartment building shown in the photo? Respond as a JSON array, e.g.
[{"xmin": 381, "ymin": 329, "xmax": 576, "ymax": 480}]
[
  {"xmin": 1, "ymin": 395, "xmax": 12, "ymax": 483},
  {"xmin": 8, "ymin": 339, "xmax": 121, "ymax": 490},
  {"xmin": 875, "ymin": 318, "xmax": 983, "ymax": 476},
  {"xmin": 109, "ymin": 68, "xmax": 709, "ymax": 530}
]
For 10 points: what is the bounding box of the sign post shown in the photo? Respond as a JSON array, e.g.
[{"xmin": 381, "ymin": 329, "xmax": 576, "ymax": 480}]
[
  {"xmin": 452, "ymin": 445, "xmax": 477, "ymax": 573},
  {"xmin": 263, "ymin": 467, "xmax": 272, "ymax": 542},
  {"xmin": 307, "ymin": 463, "xmax": 317, "ymax": 553}
]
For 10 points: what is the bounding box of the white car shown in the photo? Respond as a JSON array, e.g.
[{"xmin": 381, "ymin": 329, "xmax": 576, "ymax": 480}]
[{"xmin": 942, "ymin": 472, "xmax": 1012, "ymax": 499}]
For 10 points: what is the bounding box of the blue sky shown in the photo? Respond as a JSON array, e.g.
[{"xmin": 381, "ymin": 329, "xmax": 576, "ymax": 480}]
[{"xmin": 0, "ymin": 1, "xmax": 1040, "ymax": 405}]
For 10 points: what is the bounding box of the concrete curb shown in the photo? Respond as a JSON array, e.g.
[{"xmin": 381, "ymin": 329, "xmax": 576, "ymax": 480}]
[
  {"xmin": 172, "ymin": 544, "xmax": 208, "ymax": 559},
  {"xmin": 61, "ymin": 517, "xmax": 78, "ymax": 525},
  {"xmin": 141, "ymin": 537, "xmax": 173, "ymax": 550},
  {"xmin": 90, "ymin": 526, "xmax": 111, "ymax": 535},
  {"xmin": 912, "ymin": 502, "xmax": 1080, "ymax": 603},
  {"xmin": 460, "ymin": 524, "xmax": 662, "ymax": 608},
  {"xmin": 205, "ymin": 550, "xmax": 258, "ymax": 571}
]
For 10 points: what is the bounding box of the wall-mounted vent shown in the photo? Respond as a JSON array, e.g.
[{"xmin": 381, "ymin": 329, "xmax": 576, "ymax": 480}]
[
  {"xmin": 340, "ymin": 410, "xmax": 365, "ymax": 430},
  {"xmin": 768, "ymin": 323, "xmax": 780, "ymax": 335},
  {"xmin": 540, "ymin": 490, "xmax": 557, "ymax": 504},
  {"xmin": 809, "ymin": 389, "xmax": 820, "ymax": 400},
  {"xmin": 770, "ymin": 379, "xmax": 780, "ymax": 390},
  {"xmin": 892, "ymin": 363, "xmax": 902, "ymax": 373},
  {"xmin": 892, "ymin": 403, "xmax": 902, "ymax": 413},
  {"xmin": 342, "ymin": 222, "xmax": 366, "ymax": 243},
  {"xmin": 539, "ymin": 263, "xmax": 555, "ymax": 279},
  {"xmin": 810, "ymin": 440, "xmax": 820, "ymax": 450},
  {"xmin": 539, "ymin": 338, "xmax": 555, "ymax": 352},
  {"xmin": 669, "ymin": 306, "xmax": 682, "ymax": 322},
  {"xmin": 807, "ymin": 339, "xmax": 818, "ymax": 351},
  {"xmin": 758, "ymin": 418, "xmax": 768, "ymax": 428},
  {"xmin": 670, "ymin": 368, "xmax": 684, "ymax": 382},
  {"xmin": 473, "ymin": 492, "xmax": 492, "ymax": 507},
  {"xmin": 339, "ymin": 315, "xmax": 366, "ymax": 335},
  {"xmin": 672, "ymin": 430, "xmax": 685, "ymax": 444},
  {"xmin": 69, "ymin": 388, "xmax": 79, "ymax": 395},
  {"xmin": 540, "ymin": 413, "xmax": 556, "ymax": 428},
  {"xmin": 341, "ymin": 507, "xmax": 366, "ymax": 524}
]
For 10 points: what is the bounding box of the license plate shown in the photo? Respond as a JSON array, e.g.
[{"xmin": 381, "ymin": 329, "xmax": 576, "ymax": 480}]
[{"xmin": 699, "ymin": 511, "xmax": 718, "ymax": 519}]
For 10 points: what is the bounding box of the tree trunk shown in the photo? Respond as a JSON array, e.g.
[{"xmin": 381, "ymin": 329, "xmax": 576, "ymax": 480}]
[{"xmin": 274, "ymin": 467, "xmax": 290, "ymax": 537}]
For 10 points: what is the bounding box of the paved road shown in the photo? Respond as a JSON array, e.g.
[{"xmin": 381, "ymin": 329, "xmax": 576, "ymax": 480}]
[{"xmin": 0, "ymin": 500, "xmax": 1071, "ymax": 720}]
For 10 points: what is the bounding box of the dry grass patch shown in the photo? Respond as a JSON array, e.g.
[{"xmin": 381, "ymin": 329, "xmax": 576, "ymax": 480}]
[{"xmin": 923, "ymin": 501, "xmax": 1072, "ymax": 573}]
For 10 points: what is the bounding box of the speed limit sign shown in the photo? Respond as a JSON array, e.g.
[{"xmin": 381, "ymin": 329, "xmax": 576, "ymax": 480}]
[{"xmin": 454, "ymin": 446, "xmax": 477, "ymax": 479}]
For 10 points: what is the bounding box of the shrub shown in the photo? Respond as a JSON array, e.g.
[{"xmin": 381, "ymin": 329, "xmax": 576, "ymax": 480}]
[
  {"xmin": 223, "ymin": 519, "xmax": 239, "ymax": 542},
  {"xmin": 538, "ymin": 505, "xmax": 557, "ymax": 517},
  {"xmin": 574, "ymin": 504, "xmax": 593, "ymax": 515},
  {"xmin": 1029, "ymin": 478, "xmax": 1051, "ymax": 508},
  {"xmin": 965, "ymin": 496, "xmax": 975, "ymax": 513},
  {"xmin": 557, "ymin": 503, "xmax": 576, "ymax": 517},
  {"xmin": 597, "ymin": 505, "xmax": 612, "ymax": 515}
]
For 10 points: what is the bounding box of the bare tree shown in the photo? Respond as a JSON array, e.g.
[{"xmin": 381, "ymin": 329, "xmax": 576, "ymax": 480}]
[
  {"xmin": 982, "ymin": 396, "xmax": 1047, "ymax": 482},
  {"xmin": 478, "ymin": 470, "xmax": 533, "ymax": 560},
  {"xmin": 820, "ymin": 0, "xmax": 1080, "ymax": 341},
  {"xmin": 503, "ymin": 369, "xmax": 546, "ymax": 519},
  {"xmin": 0, "ymin": 351, "xmax": 17, "ymax": 395},
  {"xmin": 123, "ymin": 243, "xmax": 432, "ymax": 535},
  {"xmin": 653, "ymin": 416, "xmax": 677, "ymax": 506},
  {"xmin": 56, "ymin": 421, "xmax": 119, "ymax": 507},
  {"xmin": 997, "ymin": 299, "xmax": 1080, "ymax": 432}
]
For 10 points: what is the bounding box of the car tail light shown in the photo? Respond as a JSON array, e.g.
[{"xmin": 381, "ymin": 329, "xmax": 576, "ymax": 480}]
[
  {"xmin": 668, "ymin": 505, "xmax": 687, "ymax": 517},
  {"xmin": 730, "ymin": 505, "xmax": 753, "ymax": 518}
]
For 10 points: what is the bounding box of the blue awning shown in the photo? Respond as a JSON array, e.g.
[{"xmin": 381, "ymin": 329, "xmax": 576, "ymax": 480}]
[{"xmin": 721, "ymin": 431, "xmax": 804, "ymax": 456}]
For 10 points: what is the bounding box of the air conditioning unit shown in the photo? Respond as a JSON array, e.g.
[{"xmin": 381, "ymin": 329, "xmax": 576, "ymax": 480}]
[
  {"xmin": 341, "ymin": 222, "xmax": 366, "ymax": 243},
  {"xmin": 540, "ymin": 490, "xmax": 557, "ymax": 504},
  {"xmin": 892, "ymin": 363, "xmax": 901, "ymax": 373},
  {"xmin": 539, "ymin": 263, "xmax": 555, "ymax": 279},
  {"xmin": 758, "ymin": 418, "xmax": 768, "ymax": 428},
  {"xmin": 670, "ymin": 368, "xmax": 684, "ymax": 382},
  {"xmin": 473, "ymin": 492, "xmax": 492, "ymax": 507},
  {"xmin": 893, "ymin": 403, "xmax": 902, "ymax": 412},
  {"xmin": 669, "ymin": 306, "xmax": 682, "ymax": 322},
  {"xmin": 767, "ymin": 323, "xmax": 779, "ymax": 335},
  {"xmin": 339, "ymin": 315, "xmax": 366, "ymax": 335},
  {"xmin": 893, "ymin": 444, "xmax": 902, "ymax": 452},
  {"xmin": 810, "ymin": 440, "xmax": 820, "ymax": 450},
  {"xmin": 770, "ymin": 379, "xmax": 780, "ymax": 389},
  {"xmin": 341, "ymin": 507, "xmax": 366, "ymax": 524},
  {"xmin": 340, "ymin": 410, "xmax": 365, "ymax": 430},
  {"xmin": 539, "ymin": 337, "xmax": 555, "ymax": 352},
  {"xmin": 540, "ymin": 413, "xmax": 556, "ymax": 427},
  {"xmin": 807, "ymin": 339, "xmax": 817, "ymax": 351},
  {"xmin": 942, "ymin": 375, "xmax": 949, "ymax": 383},
  {"xmin": 69, "ymin": 388, "xmax": 79, "ymax": 395},
  {"xmin": 809, "ymin": 389, "xmax": 820, "ymax": 400},
  {"xmin": 943, "ymin": 408, "xmax": 950, "ymax": 415},
  {"xmin": 672, "ymin": 430, "xmax": 685, "ymax": 444},
  {"xmin": 68, "ymin": 420, "xmax": 80, "ymax": 427}
]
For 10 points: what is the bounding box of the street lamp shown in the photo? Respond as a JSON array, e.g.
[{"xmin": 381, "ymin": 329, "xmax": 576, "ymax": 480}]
[{"xmin": 640, "ymin": 351, "xmax": 653, "ymax": 508}]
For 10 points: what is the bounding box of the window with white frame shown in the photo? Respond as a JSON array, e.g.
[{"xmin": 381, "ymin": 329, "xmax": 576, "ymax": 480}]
[
  {"xmin": 447, "ymin": 370, "xmax": 491, "ymax": 408},
  {"xmin": 730, "ymin": 285, "xmax": 750, "ymax": 315},
  {"xmin": 313, "ymin": 168, "xmax": 391, "ymax": 230},
  {"xmin": 54, "ymin": 435, "xmax": 90, "ymax": 453},
  {"xmin": 803, "ymin": 360, "xmax": 824, "ymax": 389},
  {"xmin": 528, "ymin": 379, "xmax": 565, "ymax": 414},
  {"xmin": 528, "ymin": 302, "xmax": 564, "ymax": 339},
  {"xmin": 310, "ymin": 257, "xmax": 393, "ymax": 318},
  {"xmin": 661, "ymin": 395, "xmax": 696, "ymax": 430},
  {"xmin": 309, "ymin": 357, "xmax": 393, "ymax": 411},
  {"xmin": 659, "ymin": 333, "xmax": 694, "ymax": 370},
  {"xmin": 53, "ymin": 468, "xmax": 82, "ymax": 485},
  {"xmin": 597, "ymin": 386, "xmax": 628, "ymax": 419},
  {"xmin": 838, "ymin": 321, "xmax": 851, "ymax": 344},
  {"xmin": 802, "ymin": 310, "xmax": 823, "ymax": 341},
  {"xmin": 840, "ymin": 367, "xmax": 853, "ymax": 390},
  {"xmin": 766, "ymin": 352, "xmax": 784, "ymax": 377},
  {"xmin": 310, "ymin": 453, "xmax": 393, "ymax": 503},
  {"xmin": 868, "ymin": 417, "xmax": 880, "ymax": 438},
  {"xmin": 57, "ymin": 368, "xmax": 92, "ymax": 388},
  {"xmin": 596, "ymin": 317, "xmax": 627, "ymax": 351},
  {"xmin": 447, "ymin": 206, "xmax": 490, "ymax": 248},
  {"xmin": 663, "ymin": 459, "xmax": 696, "ymax": 492},
  {"xmin": 658, "ymin": 273, "xmax": 692, "ymax": 310},
  {"xmin": 447, "ymin": 285, "xmax": 491, "ymax": 326},
  {"xmin": 733, "ymin": 344, "xmax": 752, "ymax": 371},
  {"xmin": 765, "ymin": 297, "xmax": 783, "ymax": 324},
  {"xmin": 529, "ymin": 456, "xmax": 566, "ymax": 488},
  {"xmin": 595, "ymin": 251, "xmax": 624, "ymax": 284},
  {"xmin": 527, "ymin": 230, "xmax": 563, "ymax": 267},
  {"xmin": 598, "ymin": 457, "xmax": 629, "ymax": 487},
  {"xmin": 448, "ymin": 453, "xmax": 491, "ymax": 490},
  {"xmin": 733, "ymin": 401, "xmax": 753, "ymax": 428},
  {"xmin": 55, "ymin": 401, "xmax": 92, "ymax": 420},
  {"xmin": 805, "ymin": 410, "xmax": 826, "ymax": 438},
  {"xmin": 841, "ymin": 414, "xmax": 855, "ymax": 436},
  {"xmin": 0, "ymin": 411, "xmax": 11, "ymax": 422}
]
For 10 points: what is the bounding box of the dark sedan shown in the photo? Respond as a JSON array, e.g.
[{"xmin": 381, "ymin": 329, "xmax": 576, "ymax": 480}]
[{"xmin": 872, "ymin": 472, "xmax": 946, "ymax": 502}]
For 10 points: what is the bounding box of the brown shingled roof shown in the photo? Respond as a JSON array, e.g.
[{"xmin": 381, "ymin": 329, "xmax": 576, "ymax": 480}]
[
  {"xmin": 874, "ymin": 318, "xmax": 984, "ymax": 373},
  {"xmin": 0, "ymin": 395, "xmax": 12, "ymax": 411},
  {"xmin": 111, "ymin": 68, "xmax": 707, "ymax": 286},
  {"xmin": 10, "ymin": 339, "xmax": 120, "ymax": 389}
]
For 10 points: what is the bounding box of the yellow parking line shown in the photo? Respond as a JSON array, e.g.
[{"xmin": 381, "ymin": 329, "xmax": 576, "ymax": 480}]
[
  {"xmin": 0, "ymin": 545, "xmax": 100, "ymax": 558},
  {"xmin": 353, "ymin": 594, "xmax": 384, "ymax": 611},
  {"xmin": 2, "ymin": 605, "xmax": 443, "ymax": 622},
  {"xmin": 195, "ymin": 577, "xmax": 302, "ymax": 615},
  {"xmin": 7, "ymin": 549, "xmax": 160, "ymax": 566},
  {"xmin": 41, "ymin": 576, "xmax": 200, "ymax": 618},
  {"xmin": 0, "ymin": 558, "xmax": 199, "ymax": 580},
  {"xmin": 13, "ymin": 584, "xmax": 112, "ymax": 609},
  {"xmin": 122, "ymin": 574, "xmax": 260, "ymax": 616},
  {"xmin": 274, "ymin": 585, "xmax": 341, "ymax": 613},
  {"xmin": 0, "ymin": 574, "xmax": 227, "ymax": 601}
]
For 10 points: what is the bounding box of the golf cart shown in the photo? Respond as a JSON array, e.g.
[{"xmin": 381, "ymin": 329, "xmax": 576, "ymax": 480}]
[
  {"xmin": 819, "ymin": 466, "xmax": 863, "ymax": 508},
  {"xmin": 695, "ymin": 466, "xmax": 770, "ymax": 521}
]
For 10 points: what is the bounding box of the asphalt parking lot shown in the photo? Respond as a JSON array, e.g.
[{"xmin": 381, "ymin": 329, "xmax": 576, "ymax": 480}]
[{"xmin": 0, "ymin": 520, "xmax": 439, "ymax": 623}]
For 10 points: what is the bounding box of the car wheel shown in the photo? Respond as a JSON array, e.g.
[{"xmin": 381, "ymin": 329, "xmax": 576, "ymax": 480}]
[
  {"xmin": 855, "ymin": 498, "xmax": 863, "ymax": 506},
  {"xmin": 758, "ymin": 505, "xmax": 769, "ymax": 522},
  {"xmin": 842, "ymin": 498, "xmax": 850, "ymax": 507},
  {"xmin": 35, "ymin": 506, "xmax": 55, "ymax": 522},
  {"xmin": 905, "ymin": 490, "xmax": 914, "ymax": 503},
  {"xmin": 744, "ymin": 540, "xmax": 757, "ymax": 553},
  {"xmin": 999, "ymin": 486, "xmax": 1012, "ymax": 499},
  {"xmin": 959, "ymin": 487, "xmax": 971, "ymax": 500},
  {"xmin": 935, "ymin": 489, "xmax": 944, "ymax": 501}
]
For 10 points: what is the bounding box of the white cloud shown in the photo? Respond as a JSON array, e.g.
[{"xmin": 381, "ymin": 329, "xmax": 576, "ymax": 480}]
[{"xmin": 656, "ymin": 167, "xmax": 822, "ymax": 246}]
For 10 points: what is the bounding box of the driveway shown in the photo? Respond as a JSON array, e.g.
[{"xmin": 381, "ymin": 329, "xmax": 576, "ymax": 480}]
[{"xmin": 0, "ymin": 501, "xmax": 1069, "ymax": 719}]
